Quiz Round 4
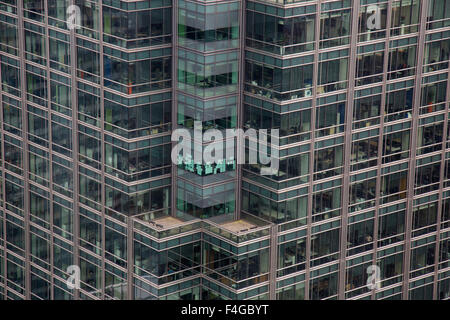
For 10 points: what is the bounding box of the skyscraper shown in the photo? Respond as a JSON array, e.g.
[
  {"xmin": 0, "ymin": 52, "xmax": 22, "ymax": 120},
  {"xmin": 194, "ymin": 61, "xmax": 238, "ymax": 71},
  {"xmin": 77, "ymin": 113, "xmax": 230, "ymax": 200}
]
[{"xmin": 0, "ymin": 0, "xmax": 449, "ymax": 300}]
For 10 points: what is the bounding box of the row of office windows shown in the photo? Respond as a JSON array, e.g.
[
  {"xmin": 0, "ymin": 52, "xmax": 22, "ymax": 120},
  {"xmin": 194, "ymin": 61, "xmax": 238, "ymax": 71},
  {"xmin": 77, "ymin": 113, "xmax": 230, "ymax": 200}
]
[
  {"xmin": 244, "ymin": 39, "xmax": 448, "ymax": 102},
  {"xmin": 246, "ymin": 0, "xmax": 449, "ymax": 55},
  {"xmin": 2, "ymin": 0, "xmax": 450, "ymax": 49},
  {"xmin": 276, "ymin": 267, "xmax": 449, "ymax": 300}
]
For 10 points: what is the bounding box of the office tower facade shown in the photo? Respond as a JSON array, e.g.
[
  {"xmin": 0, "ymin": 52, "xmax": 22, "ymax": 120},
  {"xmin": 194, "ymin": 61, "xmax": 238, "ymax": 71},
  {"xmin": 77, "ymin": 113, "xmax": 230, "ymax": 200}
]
[{"xmin": 0, "ymin": 0, "xmax": 449, "ymax": 300}]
